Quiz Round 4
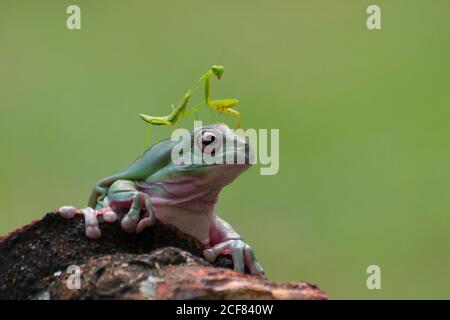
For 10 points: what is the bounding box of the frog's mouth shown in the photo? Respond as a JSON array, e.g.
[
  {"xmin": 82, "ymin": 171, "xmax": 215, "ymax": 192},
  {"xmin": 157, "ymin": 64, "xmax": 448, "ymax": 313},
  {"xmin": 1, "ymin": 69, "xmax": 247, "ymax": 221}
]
[{"xmin": 212, "ymin": 141, "xmax": 254, "ymax": 165}]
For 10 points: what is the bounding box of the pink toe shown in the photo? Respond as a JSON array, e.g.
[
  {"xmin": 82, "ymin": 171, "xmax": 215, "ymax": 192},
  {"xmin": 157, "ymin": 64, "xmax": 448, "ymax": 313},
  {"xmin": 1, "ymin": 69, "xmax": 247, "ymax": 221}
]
[
  {"xmin": 58, "ymin": 206, "xmax": 77, "ymax": 219},
  {"xmin": 136, "ymin": 217, "xmax": 155, "ymax": 233},
  {"xmin": 86, "ymin": 226, "xmax": 101, "ymax": 239},
  {"xmin": 121, "ymin": 217, "xmax": 137, "ymax": 233},
  {"xmin": 103, "ymin": 211, "xmax": 117, "ymax": 222}
]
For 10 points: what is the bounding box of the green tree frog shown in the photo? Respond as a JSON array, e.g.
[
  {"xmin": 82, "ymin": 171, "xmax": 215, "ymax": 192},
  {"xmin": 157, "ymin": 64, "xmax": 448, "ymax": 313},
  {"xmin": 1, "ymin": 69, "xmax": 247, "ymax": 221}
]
[{"xmin": 57, "ymin": 123, "xmax": 263, "ymax": 275}]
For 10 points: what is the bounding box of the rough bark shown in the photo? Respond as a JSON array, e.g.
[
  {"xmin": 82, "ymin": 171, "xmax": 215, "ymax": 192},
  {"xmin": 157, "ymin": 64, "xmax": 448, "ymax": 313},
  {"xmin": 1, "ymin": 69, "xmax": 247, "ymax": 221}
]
[{"xmin": 0, "ymin": 213, "xmax": 326, "ymax": 300}]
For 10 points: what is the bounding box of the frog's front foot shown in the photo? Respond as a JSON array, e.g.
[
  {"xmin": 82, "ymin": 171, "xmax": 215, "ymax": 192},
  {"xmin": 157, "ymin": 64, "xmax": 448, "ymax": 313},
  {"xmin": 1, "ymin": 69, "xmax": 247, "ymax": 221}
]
[
  {"xmin": 56, "ymin": 197, "xmax": 155, "ymax": 239},
  {"xmin": 56, "ymin": 206, "xmax": 118, "ymax": 239},
  {"xmin": 203, "ymin": 239, "xmax": 265, "ymax": 276}
]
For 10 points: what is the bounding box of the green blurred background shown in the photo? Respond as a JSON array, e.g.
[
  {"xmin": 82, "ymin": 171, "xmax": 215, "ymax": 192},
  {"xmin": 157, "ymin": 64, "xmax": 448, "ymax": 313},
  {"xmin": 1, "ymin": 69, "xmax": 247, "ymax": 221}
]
[{"xmin": 1, "ymin": 0, "xmax": 449, "ymax": 299}]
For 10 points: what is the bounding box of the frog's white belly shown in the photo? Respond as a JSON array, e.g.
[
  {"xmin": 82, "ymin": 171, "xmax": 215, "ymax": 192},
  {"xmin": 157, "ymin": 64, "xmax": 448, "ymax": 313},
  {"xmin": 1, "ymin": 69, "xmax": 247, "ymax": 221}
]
[
  {"xmin": 154, "ymin": 205, "xmax": 214, "ymax": 246},
  {"xmin": 136, "ymin": 177, "xmax": 222, "ymax": 246}
]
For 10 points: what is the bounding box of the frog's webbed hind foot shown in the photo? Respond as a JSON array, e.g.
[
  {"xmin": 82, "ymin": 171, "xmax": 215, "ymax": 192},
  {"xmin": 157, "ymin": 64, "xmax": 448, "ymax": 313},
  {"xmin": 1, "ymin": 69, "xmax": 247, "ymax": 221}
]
[
  {"xmin": 204, "ymin": 239, "xmax": 265, "ymax": 276},
  {"xmin": 56, "ymin": 206, "xmax": 118, "ymax": 239}
]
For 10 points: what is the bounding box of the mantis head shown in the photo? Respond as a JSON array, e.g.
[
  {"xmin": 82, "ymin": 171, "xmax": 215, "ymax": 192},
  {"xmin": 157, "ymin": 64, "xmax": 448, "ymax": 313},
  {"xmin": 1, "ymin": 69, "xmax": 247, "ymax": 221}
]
[{"xmin": 211, "ymin": 65, "xmax": 224, "ymax": 79}]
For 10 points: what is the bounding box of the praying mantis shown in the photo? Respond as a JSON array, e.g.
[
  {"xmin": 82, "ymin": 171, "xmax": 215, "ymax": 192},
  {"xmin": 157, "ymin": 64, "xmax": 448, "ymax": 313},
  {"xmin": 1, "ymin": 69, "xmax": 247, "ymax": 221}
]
[{"xmin": 139, "ymin": 66, "xmax": 241, "ymax": 143}]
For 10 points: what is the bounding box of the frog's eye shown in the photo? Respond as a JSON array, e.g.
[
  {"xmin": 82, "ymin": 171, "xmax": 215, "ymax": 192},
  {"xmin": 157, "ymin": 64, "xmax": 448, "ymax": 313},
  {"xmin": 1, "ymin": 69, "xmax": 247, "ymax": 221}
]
[
  {"xmin": 202, "ymin": 132, "xmax": 216, "ymax": 147},
  {"xmin": 197, "ymin": 129, "xmax": 221, "ymax": 153}
]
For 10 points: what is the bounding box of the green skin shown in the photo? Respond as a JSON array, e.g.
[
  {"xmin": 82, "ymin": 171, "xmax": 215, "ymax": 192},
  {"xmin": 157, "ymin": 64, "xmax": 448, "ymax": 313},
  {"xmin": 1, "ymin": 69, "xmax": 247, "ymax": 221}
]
[{"xmin": 57, "ymin": 123, "xmax": 263, "ymax": 275}]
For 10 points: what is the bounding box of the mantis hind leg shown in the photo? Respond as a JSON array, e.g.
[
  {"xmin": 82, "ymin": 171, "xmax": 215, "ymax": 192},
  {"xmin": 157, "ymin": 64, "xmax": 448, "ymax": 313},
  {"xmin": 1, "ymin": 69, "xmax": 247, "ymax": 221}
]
[{"xmin": 185, "ymin": 102, "xmax": 207, "ymax": 118}]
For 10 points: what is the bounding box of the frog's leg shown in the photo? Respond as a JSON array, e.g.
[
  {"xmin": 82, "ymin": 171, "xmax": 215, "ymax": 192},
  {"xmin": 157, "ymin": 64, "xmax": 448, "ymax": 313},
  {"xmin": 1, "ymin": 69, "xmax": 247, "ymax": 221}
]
[
  {"xmin": 120, "ymin": 192, "xmax": 155, "ymax": 233},
  {"xmin": 204, "ymin": 216, "xmax": 264, "ymax": 275},
  {"xmin": 88, "ymin": 175, "xmax": 120, "ymax": 209}
]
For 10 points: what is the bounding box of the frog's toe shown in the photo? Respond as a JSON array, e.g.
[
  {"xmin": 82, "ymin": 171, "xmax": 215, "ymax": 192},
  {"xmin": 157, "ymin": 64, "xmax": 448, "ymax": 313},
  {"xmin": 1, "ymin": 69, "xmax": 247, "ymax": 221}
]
[
  {"xmin": 56, "ymin": 206, "xmax": 103, "ymax": 239},
  {"xmin": 57, "ymin": 206, "xmax": 79, "ymax": 219},
  {"xmin": 121, "ymin": 215, "xmax": 138, "ymax": 233},
  {"xmin": 136, "ymin": 216, "xmax": 155, "ymax": 233},
  {"xmin": 103, "ymin": 210, "xmax": 118, "ymax": 223},
  {"xmin": 254, "ymin": 263, "xmax": 265, "ymax": 275},
  {"xmin": 204, "ymin": 240, "xmax": 263, "ymax": 275},
  {"xmin": 82, "ymin": 207, "xmax": 102, "ymax": 239},
  {"xmin": 85, "ymin": 225, "xmax": 101, "ymax": 239},
  {"xmin": 95, "ymin": 207, "xmax": 118, "ymax": 223},
  {"xmin": 243, "ymin": 245, "xmax": 265, "ymax": 276}
]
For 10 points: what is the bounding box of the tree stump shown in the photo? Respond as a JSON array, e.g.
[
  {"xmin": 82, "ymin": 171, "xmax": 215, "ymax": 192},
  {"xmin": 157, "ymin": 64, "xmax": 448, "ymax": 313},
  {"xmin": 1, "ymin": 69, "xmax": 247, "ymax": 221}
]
[{"xmin": 0, "ymin": 213, "xmax": 326, "ymax": 300}]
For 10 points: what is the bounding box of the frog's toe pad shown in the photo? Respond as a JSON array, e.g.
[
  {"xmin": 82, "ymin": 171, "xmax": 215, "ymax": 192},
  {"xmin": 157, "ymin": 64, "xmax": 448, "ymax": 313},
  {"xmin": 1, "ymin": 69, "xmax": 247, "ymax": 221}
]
[
  {"xmin": 85, "ymin": 226, "xmax": 101, "ymax": 239},
  {"xmin": 121, "ymin": 216, "xmax": 138, "ymax": 233},
  {"xmin": 136, "ymin": 217, "xmax": 155, "ymax": 233},
  {"xmin": 82, "ymin": 207, "xmax": 101, "ymax": 239},
  {"xmin": 103, "ymin": 211, "xmax": 118, "ymax": 223},
  {"xmin": 57, "ymin": 206, "xmax": 77, "ymax": 219},
  {"xmin": 203, "ymin": 249, "xmax": 216, "ymax": 262}
]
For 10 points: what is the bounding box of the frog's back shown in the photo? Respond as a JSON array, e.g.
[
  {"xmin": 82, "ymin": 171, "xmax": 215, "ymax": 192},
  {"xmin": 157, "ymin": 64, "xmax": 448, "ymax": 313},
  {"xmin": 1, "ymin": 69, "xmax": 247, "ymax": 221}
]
[{"xmin": 88, "ymin": 139, "xmax": 177, "ymax": 208}]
